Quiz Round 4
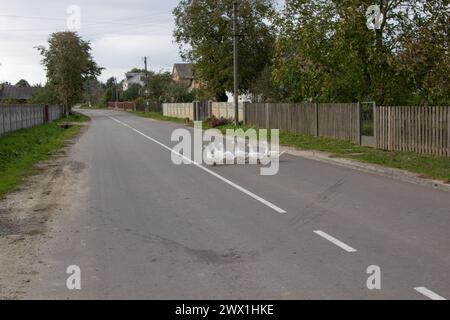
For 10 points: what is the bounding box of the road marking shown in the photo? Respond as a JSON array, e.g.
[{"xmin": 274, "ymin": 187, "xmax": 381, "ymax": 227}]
[
  {"xmin": 414, "ymin": 287, "xmax": 447, "ymax": 300},
  {"xmin": 314, "ymin": 230, "xmax": 357, "ymax": 253},
  {"xmin": 107, "ymin": 116, "xmax": 287, "ymax": 214}
]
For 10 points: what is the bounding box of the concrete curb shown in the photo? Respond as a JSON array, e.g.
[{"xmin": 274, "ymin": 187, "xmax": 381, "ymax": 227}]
[{"xmin": 282, "ymin": 146, "xmax": 450, "ymax": 193}]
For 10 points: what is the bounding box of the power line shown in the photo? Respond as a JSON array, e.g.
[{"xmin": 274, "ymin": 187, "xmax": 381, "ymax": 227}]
[{"xmin": 0, "ymin": 13, "xmax": 171, "ymax": 27}]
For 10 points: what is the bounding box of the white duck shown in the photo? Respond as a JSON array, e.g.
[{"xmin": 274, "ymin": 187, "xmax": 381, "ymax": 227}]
[
  {"xmin": 262, "ymin": 143, "xmax": 287, "ymax": 159},
  {"xmin": 204, "ymin": 142, "xmax": 236, "ymax": 166}
]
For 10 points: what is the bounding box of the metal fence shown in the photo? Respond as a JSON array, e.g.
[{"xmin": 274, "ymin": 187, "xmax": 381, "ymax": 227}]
[
  {"xmin": 0, "ymin": 104, "xmax": 63, "ymax": 136},
  {"xmin": 375, "ymin": 106, "xmax": 450, "ymax": 157}
]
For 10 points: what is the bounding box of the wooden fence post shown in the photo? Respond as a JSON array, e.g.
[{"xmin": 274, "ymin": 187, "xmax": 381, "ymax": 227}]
[
  {"xmin": 356, "ymin": 102, "xmax": 362, "ymax": 145},
  {"xmin": 448, "ymin": 107, "xmax": 450, "ymax": 157},
  {"xmin": 374, "ymin": 105, "xmax": 378, "ymax": 149},
  {"xmin": 193, "ymin": 101, "xmax": 198, "ymax": 121},
  {"xmin": 242, "ymin": 102, "xmax": 248, "ymax": 125},
  {"xmin": 315, "ymin": 103, "xmax": 319, "ymax": 137}
]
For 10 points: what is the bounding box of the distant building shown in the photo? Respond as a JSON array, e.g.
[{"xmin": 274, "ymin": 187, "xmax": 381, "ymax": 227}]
[
  {"xmin": 0, "ymin": 82, "xmax": 34, "ymax": 102},
  {"xmin": 122, "ymin": 72, "xmax": 146, "ymax": 91},
  {"xmin": 226, "ymin": 91, "xmax": 253, "ymax": 103},
  {"xmin": 172, "ymin": 63, "xmax": 199, "ymax": 92}
]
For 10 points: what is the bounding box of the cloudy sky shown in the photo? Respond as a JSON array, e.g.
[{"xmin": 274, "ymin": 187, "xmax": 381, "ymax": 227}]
[
  {"xmin": 0, "ymin": 0, "xmax": 284, "ymax": 86},
  {"xmin": 0, "ymin": 0, "xmax": 191, "ymax": 85}
]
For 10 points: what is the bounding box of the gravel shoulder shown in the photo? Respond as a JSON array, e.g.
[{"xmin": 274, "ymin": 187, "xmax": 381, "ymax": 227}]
[{"xmin": 0, "ymin": 126, "xmax": 88, "ymax": 299}]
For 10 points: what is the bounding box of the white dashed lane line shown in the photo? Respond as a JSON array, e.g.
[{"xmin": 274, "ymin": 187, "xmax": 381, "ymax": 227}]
[
  {"xmin": 414, "ymin": 287, "xmax": 447, "ymax": 300},
  {"xmin": 108, "ymin": 115, "xmax": 287, "ymax": 214},
  {"xmin": 314, "ymin": 230, "xmax": 358, "ymax": 253}
]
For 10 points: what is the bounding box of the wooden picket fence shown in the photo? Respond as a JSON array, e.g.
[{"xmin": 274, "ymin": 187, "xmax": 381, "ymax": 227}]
[
  {"xmin": 375, "ymin": 106, "xmax": 450, "ymax": 157},
  {"xmin": 245, "ymin": 103, "xmax": 361, "ymax": 144}
]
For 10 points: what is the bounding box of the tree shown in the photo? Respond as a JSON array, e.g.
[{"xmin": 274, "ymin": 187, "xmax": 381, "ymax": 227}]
[
  {"xmin": 30, "ymin": 84, "xmax": 60, "ymax": 105},
  {"xmin": 122, "ymin": 83, "xmax": 142, "ymax": 101},
  {"xmin": 397, "ymin": 0, "xmax": 450, "ymax": 105},
  {"xmin": 173, "ymin": 0, "xmax": 276, "ymax": 101},
  {"xmin": 99, "ymin": 77, "xmax": 118, "ymax": 107},
  {"xmin": 37, "ymin": 32, "xmax": 102, "ymax": 115},
  {"xmin": 272, "ymin": 0, "xmax": 449, "ymax": 105}
]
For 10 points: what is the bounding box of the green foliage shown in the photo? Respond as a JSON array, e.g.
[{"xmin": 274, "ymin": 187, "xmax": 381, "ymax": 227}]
[
  {"xmin": 30, "ymin": 84, "xmax": 59, "ymax": 105},
  {"xmin": 99, "ymin": 77, "xmax": 118, "ymax": 107},
  {"xmin": 37, "ymin": 32, "xmax": 103, "ymax": 114},
  {"xmin": 122, "ymin": 83, "xmax": 142, "ymax": 101},
  {"xmin": 173, "ymin": 0, "xmax": 276, "ymax": 101},
  {"xmin": 271, "ymin": 0, "xmax": 449, "ymax": 105}
]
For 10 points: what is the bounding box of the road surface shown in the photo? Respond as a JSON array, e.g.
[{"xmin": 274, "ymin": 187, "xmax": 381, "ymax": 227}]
[{"xmin": 25, "ymin": 109, "xmax": 450, "ymax": 300}]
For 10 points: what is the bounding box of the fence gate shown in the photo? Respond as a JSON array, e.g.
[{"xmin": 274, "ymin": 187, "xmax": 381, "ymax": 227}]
[
  {"xmin": 361, "ymin": 101, "xmax": 376, "ymax": 147},
  {"xmin": 194, "ymin": 101, "xmax": 210, "ymax": 121}
]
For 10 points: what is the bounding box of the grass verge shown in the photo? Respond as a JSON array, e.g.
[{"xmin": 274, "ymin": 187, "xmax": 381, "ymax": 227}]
[
  {"xmin": 129, "ymin": 110, "xmax": 190, "ymax": 124},
  {"xmin": 129, "ymin": 111, "xmax": 450, "ymax": 183},
  {"xmin": 205, "ymin": 122, "xmax": 450, "ymax": 182},
  {"xmin": 0, "ymin": 113, "xmax": 89, "ymax": 198}
]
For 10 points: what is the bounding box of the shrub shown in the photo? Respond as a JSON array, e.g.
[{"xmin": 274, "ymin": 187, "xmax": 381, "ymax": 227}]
[{"xmin": 209, "ymin": 116, "xmax": 230, "ymax": 128}]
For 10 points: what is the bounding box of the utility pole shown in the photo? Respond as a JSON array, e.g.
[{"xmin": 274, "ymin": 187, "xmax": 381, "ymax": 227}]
[
  {"xmin": 143, "ymin": 56, "xmax": 149, "ymax": 113},
  {"xmin": 114, "ymin": 77, "xmax": 119, "ymax": 109},
  {"xmin": 87, "ymin": 78, "xmax": 92, "ymax": 107},
  {"xmin": 233, "ymin": 1, "xmax": 240, "ymax": 125}
]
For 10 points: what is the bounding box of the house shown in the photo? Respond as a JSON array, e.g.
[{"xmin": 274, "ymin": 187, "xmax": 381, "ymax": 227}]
[
  {"xmin": 0, "ymin": 83, "xmax": 34, "ymax": 102},
  {"xmin": 226, "ymin": 91, "xmax": 253, "ymax": 103},
  {"xmin": 122, "ymin": 72, "xmax": 146, "ymax": 91},
  {"xmin": 172, "ymin": 63, "xmax": 199, "ymax": 92}
]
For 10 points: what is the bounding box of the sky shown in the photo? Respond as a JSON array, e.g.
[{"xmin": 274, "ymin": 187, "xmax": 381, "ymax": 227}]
[
  {"xmin": 0, "ymin": 0, "xmax": 190, "ymax": 85},
  {"xmin": 0, "ymin": 0, "xmax": 285, "ymax": 86}
]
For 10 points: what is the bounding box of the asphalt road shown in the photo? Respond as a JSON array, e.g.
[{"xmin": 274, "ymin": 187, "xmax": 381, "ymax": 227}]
[{"xmin": 26, "ymin": 109, "xmax": 450, "ymax": 300}]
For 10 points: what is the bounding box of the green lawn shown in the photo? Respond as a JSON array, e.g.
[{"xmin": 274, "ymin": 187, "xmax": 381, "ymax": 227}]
[
  {"xmin": 129, "ymin": 110, "xmax": 190, "ymax": 124},
  {"xmin": 0, "ymin": 113, "xmax": 89, "ymax": 198},
  {"xmin": 207, "ymin": 122, "xmax": 450, "ymax": 183},
  {"xmin": 277, "ymin": 132, "xmax": 450, "ymax": 183},
  {"xmin": 129, "ymin": 111, "xmax": 450, "ymax": 183}
]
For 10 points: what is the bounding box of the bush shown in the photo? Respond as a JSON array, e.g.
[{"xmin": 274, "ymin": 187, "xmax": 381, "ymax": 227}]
[{"xmin": 209, "ymin": 116, "xmax": 230, "ymax": 128}]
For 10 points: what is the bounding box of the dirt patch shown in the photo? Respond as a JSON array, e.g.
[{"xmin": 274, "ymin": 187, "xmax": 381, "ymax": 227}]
[{"xmin": 0, "ymin": 128, "xmax": 87, "ymax": 300}]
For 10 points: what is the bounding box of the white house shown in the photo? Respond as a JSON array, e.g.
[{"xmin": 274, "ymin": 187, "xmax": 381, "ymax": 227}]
[{"xmin": 122, "ymin": 72, "xmax": 146, "ymax": 91}]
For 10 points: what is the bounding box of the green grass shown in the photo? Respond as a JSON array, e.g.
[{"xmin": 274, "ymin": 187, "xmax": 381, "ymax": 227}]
[
  {"xmin": 129, "ymin": 110, "xmax": 190, "ymax": 124},
  {"xmin": 130, "ymin": 111, "xmax": 450, "ymax": 182},
  {"xmin": 209, "ymin": 122, "xmax": 450, "ymax": 183},
  {"xmin": 65, "ymin": 112, "xmax": 90, "ymax": 122},
  {"xmin": 277, "ymin": 132, "xmax": 450, "ymax": 182},
  {"xmin": 0, "ymin": 113, "xmax": 89, "ymax": 198}
]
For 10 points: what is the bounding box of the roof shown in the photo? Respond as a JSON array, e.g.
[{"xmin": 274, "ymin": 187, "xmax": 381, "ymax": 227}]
[
  {"xmin": 125, "ymin": 72, "xmax": 145, "ymax": 78},
  {"xmin": 0, "ymin": 85, "xmax": 34, "ymax": 100},
  {"xmin": 173, "ymin": 63, "xmax": 194, "ymax": 79}
]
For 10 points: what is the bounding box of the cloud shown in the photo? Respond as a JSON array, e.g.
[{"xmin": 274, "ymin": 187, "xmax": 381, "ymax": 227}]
[
  {"xmin": 0, "ymin": 0, "xmax": 285, "ymax": 85},
  {"xmin": 0, "ymin": 0, "xmax": 182, "ymax": 84}
]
